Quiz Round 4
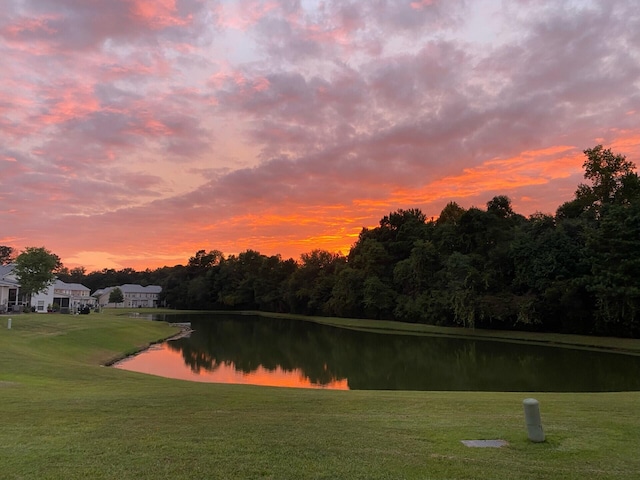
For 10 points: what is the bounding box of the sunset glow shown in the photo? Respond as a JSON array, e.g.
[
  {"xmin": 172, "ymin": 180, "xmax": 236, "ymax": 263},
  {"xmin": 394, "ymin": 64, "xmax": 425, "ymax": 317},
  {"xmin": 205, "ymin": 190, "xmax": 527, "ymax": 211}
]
[
  {"xmin": 114, "ymin": 343, "xmax": 350, "ymax": 390},
  {"xmin": 1, "ymin": 1, "xmax": 639, "ymax": 271}
]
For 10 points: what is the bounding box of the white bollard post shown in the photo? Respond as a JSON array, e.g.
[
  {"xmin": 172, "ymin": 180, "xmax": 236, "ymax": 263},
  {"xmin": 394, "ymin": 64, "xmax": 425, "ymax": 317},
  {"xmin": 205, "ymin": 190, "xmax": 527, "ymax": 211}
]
[
  {"xmin": 7, "ymin": 318, "xmax": 12, "ymax": 329},
  {"xmin": 523, "ymin": 398, "xmax": 545, "ymax": 442}
]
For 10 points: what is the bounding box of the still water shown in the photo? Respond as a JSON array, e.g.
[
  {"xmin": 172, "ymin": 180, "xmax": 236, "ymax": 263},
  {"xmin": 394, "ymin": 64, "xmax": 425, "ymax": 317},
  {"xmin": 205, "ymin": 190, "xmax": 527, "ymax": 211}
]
[{"xmin": 114, "ymin": 313, "xmax": 640, "ymax": 392}]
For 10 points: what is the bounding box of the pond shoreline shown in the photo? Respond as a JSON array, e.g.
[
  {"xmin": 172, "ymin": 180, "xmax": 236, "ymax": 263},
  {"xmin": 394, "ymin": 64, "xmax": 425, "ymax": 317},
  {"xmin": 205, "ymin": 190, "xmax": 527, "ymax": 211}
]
[
  {"xmin": 104, "ymin": 322, "xmax": 192, "ymax": 367},
  {"xmin": 246, "ymin": 311, "xmax": 640, "ymax": 356}
]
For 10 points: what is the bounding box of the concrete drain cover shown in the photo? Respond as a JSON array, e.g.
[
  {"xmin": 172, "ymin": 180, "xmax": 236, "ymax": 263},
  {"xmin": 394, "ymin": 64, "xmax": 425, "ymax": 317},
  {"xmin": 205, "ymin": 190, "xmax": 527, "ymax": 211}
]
[{"xmin": 461, "ymin": 440, "xmax": 509, "ymax": 448}]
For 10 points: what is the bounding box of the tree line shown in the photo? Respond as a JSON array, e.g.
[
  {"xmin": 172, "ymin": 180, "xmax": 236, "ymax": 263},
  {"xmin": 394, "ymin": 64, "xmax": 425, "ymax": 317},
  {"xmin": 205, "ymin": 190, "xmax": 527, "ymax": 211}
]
[{"xmin": 3, "ymin": 146, "xmax": 639, "ymax": 337}]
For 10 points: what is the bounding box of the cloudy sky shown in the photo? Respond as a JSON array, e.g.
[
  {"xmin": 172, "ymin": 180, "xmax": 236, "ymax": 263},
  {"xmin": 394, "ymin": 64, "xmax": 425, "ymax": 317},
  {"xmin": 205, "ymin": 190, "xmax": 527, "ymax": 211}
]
[{"xmin": 1, "ymin": 0, "xmax": 639, "ymax": 271}]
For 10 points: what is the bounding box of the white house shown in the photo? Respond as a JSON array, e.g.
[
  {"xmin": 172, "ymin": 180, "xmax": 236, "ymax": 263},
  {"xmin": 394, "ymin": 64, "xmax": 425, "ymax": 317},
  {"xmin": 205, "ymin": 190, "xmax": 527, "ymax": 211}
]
[
  {"xmin": 93, "ymin": 284, "xmax": 162, "ymax": 308},
  {"xmin": 0, "ymin": 264, "xmax": 21, "ymax": 313},
  {"xmin": 30, "ymin": 279, "xmax": 94, "ymax": 313}
]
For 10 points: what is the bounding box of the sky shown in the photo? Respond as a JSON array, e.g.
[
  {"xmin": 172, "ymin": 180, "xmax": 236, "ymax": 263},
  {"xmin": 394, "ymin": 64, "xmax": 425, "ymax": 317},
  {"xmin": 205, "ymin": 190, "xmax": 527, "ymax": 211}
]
[{"xmin": 1, "ymin": 0, "xmax": 639, "ymax": 272}]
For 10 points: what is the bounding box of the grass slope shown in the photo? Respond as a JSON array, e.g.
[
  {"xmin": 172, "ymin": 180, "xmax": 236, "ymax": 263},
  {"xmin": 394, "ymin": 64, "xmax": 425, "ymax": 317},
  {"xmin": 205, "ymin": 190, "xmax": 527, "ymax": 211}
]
[{"xmin": 1, "ymin": 310, "xmax": 639, "ymax": 479}]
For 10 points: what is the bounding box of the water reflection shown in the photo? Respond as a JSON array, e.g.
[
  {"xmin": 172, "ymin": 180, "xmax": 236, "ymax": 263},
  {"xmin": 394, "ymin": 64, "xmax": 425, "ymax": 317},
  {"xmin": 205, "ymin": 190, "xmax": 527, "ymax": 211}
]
[
  {"xmin": 115, "ymin": 342, "xmax": 348, "ymax": 389},
  {"xmin": 114, "ymin": 313, "xmax": 640, "ymax": 391}
]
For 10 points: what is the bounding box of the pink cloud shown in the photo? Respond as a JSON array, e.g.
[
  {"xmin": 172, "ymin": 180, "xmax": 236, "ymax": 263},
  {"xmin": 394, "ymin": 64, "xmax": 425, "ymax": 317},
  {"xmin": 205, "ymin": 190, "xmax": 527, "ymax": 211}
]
[
  {"xmin": 411, "ymin": 0, "xmax": 435, "ymax": 10},
  {"xmin": 130, "ymin": 0, "xmax": 193, "ymax": 29},
  {"xmin": 38, "ymin": 82, "xmax": 101, "ymax": 125},
  {"xmin": 0, "ymin": 0, "xmax": 207, "ymax": 51},
  {"xmin": 219, "ymin": 0, "xmax": 280, "ymax": 31},
  {"xmin": 1, "ymin": 15, "xmax": 59, "ymax": 39}
]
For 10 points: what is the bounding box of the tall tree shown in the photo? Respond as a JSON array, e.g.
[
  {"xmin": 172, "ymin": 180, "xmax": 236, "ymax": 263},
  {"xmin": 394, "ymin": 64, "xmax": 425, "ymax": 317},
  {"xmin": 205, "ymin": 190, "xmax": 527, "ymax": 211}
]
[
  {"xmin": 436, "ymin": 202, "xmax": 465, "ymax": 225},
  {"xmin": 187, "ymin": 249, "xmax": 223, "ymax": 276},
  {"xmin": 328, "ymin": 266, "xmax": 366, "ymax": 318},
  {"xmin": 13, "ymin": 247, "xmax": 62, "ymax": 301},
  {"xmin": 286, "ymin": 250, "xmax": 344, "ymax": 315},
  {"xmin": 434, "ymin": 203, "xmax": 464, "ymax": 254},
  {"xmin": 57, "ymin": 266, "xmax": 87, "ymax": 283},
  {"xmin": 577, "ymin": 145, "xmax": 637, "ymax": 211},
  {"xmin": 0, "ymin": 245, "xmax": 14, "ymax": 265},
  {"xmin": 486, "ymin": 195, "xmax": 515, "ymax": 219},
  {"xmin": 108, "ymin": 287, "xmax": 124, "ymax": 307},
  {"xmin": 586, "ymin": 197, "xmax": 640, "ymax": 336}
]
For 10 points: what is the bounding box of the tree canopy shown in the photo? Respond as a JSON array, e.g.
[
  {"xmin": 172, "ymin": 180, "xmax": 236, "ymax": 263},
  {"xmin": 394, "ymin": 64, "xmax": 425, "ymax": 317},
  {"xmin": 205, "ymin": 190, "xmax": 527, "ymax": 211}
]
[
  {"xmin": 13, "ymin": 247, "xmax": 62, "ymax": 298},
  {"xmin": 0, "ymin": 245, "xmax": 14, "ymax": 265},
  {"xmin": 108, "ymin": 287, "xmax": 124, "ymax": 306}
]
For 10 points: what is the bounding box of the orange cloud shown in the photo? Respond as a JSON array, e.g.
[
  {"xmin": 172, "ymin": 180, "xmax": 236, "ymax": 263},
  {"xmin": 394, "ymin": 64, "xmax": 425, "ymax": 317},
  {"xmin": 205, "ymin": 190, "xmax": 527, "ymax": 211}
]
[
  {"xmin": 130, "ymin": 0, "xmax": 191, "ymax": 29},
  {"xmin": 386, "ymin": 145, "xmax": 582, "ymax": 206},
  {"xmin": 609, "ymin": 131, "xmax": 640, "ymax": 153}
]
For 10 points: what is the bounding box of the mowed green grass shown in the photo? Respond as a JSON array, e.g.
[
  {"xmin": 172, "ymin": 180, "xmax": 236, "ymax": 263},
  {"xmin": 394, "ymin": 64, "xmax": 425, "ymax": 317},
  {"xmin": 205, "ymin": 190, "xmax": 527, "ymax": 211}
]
[{"xmin": 1, "ymin": 311, "xmax": 639, "ymax": 479}]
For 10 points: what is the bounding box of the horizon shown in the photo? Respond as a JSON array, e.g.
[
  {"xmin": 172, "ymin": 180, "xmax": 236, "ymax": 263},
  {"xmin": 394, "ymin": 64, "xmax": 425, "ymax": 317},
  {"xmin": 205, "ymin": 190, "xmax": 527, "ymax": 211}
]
[
  {"xmin": 0, "ymin": 181, "xmax": 620, "ymax": 273},
  {"xmin": 2, "ymin": 0, "xmax": 639, "ymax": 272}
]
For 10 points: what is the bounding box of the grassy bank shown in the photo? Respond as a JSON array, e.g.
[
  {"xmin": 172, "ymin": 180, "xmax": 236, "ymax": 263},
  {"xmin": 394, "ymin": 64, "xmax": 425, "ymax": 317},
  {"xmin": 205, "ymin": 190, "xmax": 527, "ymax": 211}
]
[
  {"xmin": 258, "ymin": 311, "xmax": 640, "ymax": 355},
  {"xmin": 1, "ymin": 310, "xmax": 639, "ymax": 479}
]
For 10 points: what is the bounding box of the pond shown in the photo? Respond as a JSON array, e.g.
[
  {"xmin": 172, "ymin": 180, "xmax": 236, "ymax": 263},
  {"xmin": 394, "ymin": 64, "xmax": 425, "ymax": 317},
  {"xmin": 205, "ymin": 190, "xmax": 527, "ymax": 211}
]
[{"xmin": 113, "ymin": 313, "xmax": 640, "ymax": 392}]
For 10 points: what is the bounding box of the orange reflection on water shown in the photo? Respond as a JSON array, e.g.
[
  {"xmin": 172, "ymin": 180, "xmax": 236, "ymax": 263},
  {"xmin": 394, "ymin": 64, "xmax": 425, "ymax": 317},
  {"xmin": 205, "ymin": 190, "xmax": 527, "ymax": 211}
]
[{"xmin": 114, "ymin": 343, "xmax": 349, "ymax": 390}]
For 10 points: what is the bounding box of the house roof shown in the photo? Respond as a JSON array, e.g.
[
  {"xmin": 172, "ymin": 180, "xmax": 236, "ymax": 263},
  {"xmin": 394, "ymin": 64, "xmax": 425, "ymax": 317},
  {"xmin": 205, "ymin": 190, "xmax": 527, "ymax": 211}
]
[
  {"xmin": 92, "ymin": 284, "xmax": 162, "ymax": 297},
  {"xmin": 119, "ymin": 284, "xmax": 162, "ymax": 294},
  {"xmin": 54, "ymin": 280, "xmax": 90, "ymax": 292},
  {"xmin": 0, "ymin": 264, "xmax": 19, "ymax": 286}
]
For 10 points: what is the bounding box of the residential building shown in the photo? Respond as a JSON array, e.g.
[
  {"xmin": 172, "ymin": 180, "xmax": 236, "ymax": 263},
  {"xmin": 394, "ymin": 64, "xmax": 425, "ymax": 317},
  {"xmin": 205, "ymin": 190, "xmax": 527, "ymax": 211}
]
[
  {"xmin": 92, "ymin": 284, "xmax": 162, "ymax": 308},
  {"xmin": 31, "ymin": 279, "xmax": 94, "ymax": 313},
  {"xmin": 0, "ymin": 264, "xmax": 20, "ymax": 313}
]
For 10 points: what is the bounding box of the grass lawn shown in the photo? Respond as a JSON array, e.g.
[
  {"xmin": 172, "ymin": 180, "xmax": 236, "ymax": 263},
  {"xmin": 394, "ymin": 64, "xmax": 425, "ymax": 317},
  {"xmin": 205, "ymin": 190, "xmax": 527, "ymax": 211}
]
[{"xmin": 1, "ymin": 310, "xmax": 639, "ymax": 479}]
